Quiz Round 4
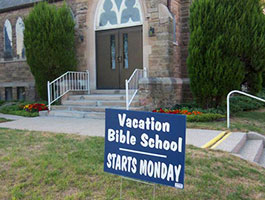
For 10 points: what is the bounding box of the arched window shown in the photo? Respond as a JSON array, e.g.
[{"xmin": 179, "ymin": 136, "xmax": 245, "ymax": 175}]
[
  {"xmin": 16, "ymin": 17, "xmax": 25, "ymax": 59},
  {"xmin": 96, "ymin": 0, "xmax": 142, "ymax": 30},
  {"xmin": 3, "ymin": 19, "xmax": 13, "ymax": 58}
]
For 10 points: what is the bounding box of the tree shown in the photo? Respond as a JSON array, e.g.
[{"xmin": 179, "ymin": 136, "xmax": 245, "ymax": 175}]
[
  {"xmin": 24, "ymin": 2, "xmax": 77, "ymax": 100},
  {"xmin": 188, "ymin": 0, "xmax": 265, "ymax": 108}
]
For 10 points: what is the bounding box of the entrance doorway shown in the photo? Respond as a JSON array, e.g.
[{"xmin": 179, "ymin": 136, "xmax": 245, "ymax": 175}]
[{"xmin": 96, "ymin": 26, "xmax": 143, "ymax": 89}]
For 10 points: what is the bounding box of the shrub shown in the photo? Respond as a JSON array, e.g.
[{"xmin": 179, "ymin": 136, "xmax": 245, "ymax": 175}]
[
  {"xmin": 24, "ymin": 2, "xmax": 77, "ymax": 100},
  {"xmin": 263, "ymin": 72, "xmax": 265, "ymax": 88},
  {"xmin": 0, "ymin": 101, "xmax": 4, "ymax": 106},
  {"xmin": 173, "ymin": 89, "xmax": 265, "ymax": 115},
  {"xmin": 187, "ymin": 113, "xmax": 225, "ymax": 123},
  {"xmin": 152, "ymin": 108, "xmax": 225, "ymax": 122},
  {"xmin": 188, "ymin": 0, "xmax": 265, "ymax": 108}
]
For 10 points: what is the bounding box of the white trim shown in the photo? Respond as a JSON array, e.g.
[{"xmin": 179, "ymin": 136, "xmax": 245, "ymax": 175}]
[
  {"xmin": 119, "ymin": 148, "xmax": 167, "ymax": 158},
  {"xmin": 95, "ymin": 22, "xmax": 142, "ymax": 31}
]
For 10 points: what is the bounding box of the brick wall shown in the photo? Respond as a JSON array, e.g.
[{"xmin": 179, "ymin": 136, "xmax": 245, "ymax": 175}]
[
  {"xmin": 0, "ymin": 0, "xmax": 193, "ymax": 106},
  {"xmin": 0, "ymin": 0, "xmax": 88, "ymax": 101},
  {"xmin": 138, "ymin": 0, "xmax": 192, "ymax": 109}
]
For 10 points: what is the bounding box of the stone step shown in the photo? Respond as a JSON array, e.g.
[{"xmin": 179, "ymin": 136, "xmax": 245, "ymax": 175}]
[
  {"xmin": 90, "ymin": 90, "xmax": 126, "ymax": 94},
  {"xmin": 258, "ymin": 149, "xmax": 265, "ymax": 168},
  {"xmin": 213, "ymin": 132, "xmax": 247, "ymax": 153},
  {"xmin": 238, "ymin": 140, "xmax": 264, "ymax": 163},
  {"xmin": 68, "ymin": 94, "xmax": 128, "ymax": 101},
  {"xmin": 47, "ymin": 110, "xmax": 105, "ymax": 119},
  {"xmin": 62, "ymin": 100, "xmax": 140, "ymax": 107},
  {"xmin": 51, "ymin": 105, "xmax": 144, "ymax": 113}
]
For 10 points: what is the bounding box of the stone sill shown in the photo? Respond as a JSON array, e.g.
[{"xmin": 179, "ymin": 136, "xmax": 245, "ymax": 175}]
[
  {"xmin": 0, "ymin": 81, "xmax": 35, "ymax": 87},
  {"xmin": 0, "ymin": 58, "xmax": 27, "ymax": 64},
  {"xmin": 139, "ymin": 77, "xmax": 190, "ymax": 85}
]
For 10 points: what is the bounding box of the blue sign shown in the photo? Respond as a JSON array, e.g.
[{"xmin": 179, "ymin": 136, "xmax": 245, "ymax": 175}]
[{"xmin": 104, "ymin": 109, "xmax": 186, "ymax": 189}]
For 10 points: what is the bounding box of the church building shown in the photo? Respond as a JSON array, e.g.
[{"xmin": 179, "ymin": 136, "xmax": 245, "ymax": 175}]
[{"xmin": 0, "ymin": 0, "xmax": 191, "ymax": 110}]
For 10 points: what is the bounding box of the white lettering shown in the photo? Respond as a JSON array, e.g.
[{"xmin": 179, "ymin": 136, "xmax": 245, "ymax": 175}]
[
  {"xmin": 108, "ymin": 129, "xmax": 115, "ymax": 142},
  {"xmin": 140, "ymin": 159, "xmax": 147, "ymax": 176},
  {"xmin": 132, "ymin": 119, "xmax": 138, "ymax": 128},
  {"xmin": 174, "ymin": 165, "xmax": 182, "ymax": 182},
  {"xmin": 118, "ymin": 114, "xmax": 126, "ymax": 127}
]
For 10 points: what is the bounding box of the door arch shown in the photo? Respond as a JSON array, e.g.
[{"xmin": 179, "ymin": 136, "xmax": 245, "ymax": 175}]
[{"xmin": 95, "ymin": 0, "xmax": 144, "ymax": 89}]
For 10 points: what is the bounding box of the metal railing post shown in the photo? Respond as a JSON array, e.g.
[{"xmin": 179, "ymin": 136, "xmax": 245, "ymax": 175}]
[
  {"xmin": 47, "ymin": 81, "xmax": 51, "ymax": 111},
  {"xmin": 227, "ymin": 94, "xmax": 230, "ymax": 128},
  {"xmin": 227, "ymin": 90, "xmax": 265, "ymax": 129},
  {"xmin": 126, "ymin": 79, "xmax": 129, "ymax": 110},
  {"xmin": 144, "ymin": 67, "xmax": 147, "ymax": 78},
  {"xmin": 86, "ymin": 70, "xmax": 90, "ymax": 94}
]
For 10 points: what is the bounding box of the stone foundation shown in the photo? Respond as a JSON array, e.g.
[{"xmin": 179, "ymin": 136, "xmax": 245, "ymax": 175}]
[
  {"xmin": 0, "ymin": 59, "xmax": 35, "ymax": 101},
  {"xmin": 138, "ymin": 77, "xmax": 192, "ymax": 110}
]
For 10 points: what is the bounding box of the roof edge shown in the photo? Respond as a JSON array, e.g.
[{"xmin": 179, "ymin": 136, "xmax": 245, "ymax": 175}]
[{"xmin": 0, "ymin": 0, "xmax": 63, "ymax": 14}]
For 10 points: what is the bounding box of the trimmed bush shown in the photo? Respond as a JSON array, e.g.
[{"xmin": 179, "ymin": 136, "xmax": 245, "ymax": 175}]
[
  {"xmin": 188, "ymin": 0, "xmax": 265, "ymax": 108},
  {"xmin": 263, "ymin": 72, "xmax": 265, "ymax": 88},
  {"xmin": 24, "ymin": 2, "xmax": 77, "ymax": 100}
]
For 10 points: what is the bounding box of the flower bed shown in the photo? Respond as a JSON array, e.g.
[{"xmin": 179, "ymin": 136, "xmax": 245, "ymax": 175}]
[
  {"xmin": 153, "ymin": 108, "xmax": 225, "ymax": 122},
  {"xmin": 153, "ymin": 108, "xmax": 202, "ymax": 116},
  {"xmin": 23, "ymin": 103, "xmax": 48, "ymax": 113},
  {"xmin": 0, "ymin": 102, "xmax": 48, "ymax": 117}
]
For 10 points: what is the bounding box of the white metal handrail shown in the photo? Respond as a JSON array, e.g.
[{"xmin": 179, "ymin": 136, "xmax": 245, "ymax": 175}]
[
  {"xmin": 126, "ymin": 68, "xmax": 147, "ymax": 110},
  {"xmin": 47, "ymin": 71, "xmax": 90, "ymax": 110},
  {"xmin": 227, "ymin": 90, "xmax": 265, "ymax": 128}
]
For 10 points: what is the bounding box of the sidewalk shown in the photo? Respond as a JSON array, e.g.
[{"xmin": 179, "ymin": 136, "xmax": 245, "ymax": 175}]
[{"xmin": 0, "ymin": 114, "xmax": 222, "ymax": 147}]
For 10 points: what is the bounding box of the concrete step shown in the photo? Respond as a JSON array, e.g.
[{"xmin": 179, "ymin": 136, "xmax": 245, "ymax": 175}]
[
  {"xmin": 90, "ymin": 90, "xmax": 126, "ymax": 94},
  {"xmin": 48, "ymin": 110, "xmax": 105, "ymax": 119},
  {"xmin": 51, "ymin": 105, "xmax": 144, "ymax": 112},
  {"xmin": 62, "ymin": 100, "xmax": 140, "ymax": 107},
  {"xmin": 213, "ymin": 132, "xmax": 247, "ymax": 153},
  {"xmin": 68, "ymin": 94, "xmax": 127, "ymax": 101},
  {"xmin": 238, "ymin": 140, "xmax": 264, "ymax": 163},
  {"xmin": 258, "ymin": 149, "xmax": 265, "ymax": 168}
]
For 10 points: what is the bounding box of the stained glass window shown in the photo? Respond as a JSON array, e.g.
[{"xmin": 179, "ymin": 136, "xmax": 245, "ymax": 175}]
[
  {"xmin": 4, "ymin": 19, "xmax": 13, "ymax": 58},
  {"xmin": 123, "ymin": 33, "xmax": 128, "ymax": 69},
  {"xmin": 96, "ymin": 0, "xmax": 142, "ymax": 30},
  {"xmin": 110, "ymin": 35, "xmax": 116, "ymax": 69},
  {"xmin": 16, "ymin": 17, "xmax": 25, "ymax": 59}
]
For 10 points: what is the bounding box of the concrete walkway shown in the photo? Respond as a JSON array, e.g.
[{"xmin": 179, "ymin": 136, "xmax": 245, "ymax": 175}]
[
  {"xmin": 1, "ymin": 113, "xmax": 264, "ymax": 167},
  {"xmin": 0, "ymin": 114, "xmax": 221, "ymax": 147}
]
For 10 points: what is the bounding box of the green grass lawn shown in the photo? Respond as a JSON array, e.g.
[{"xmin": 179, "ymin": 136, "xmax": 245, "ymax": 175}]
[
  {"xmin": 0, "ymin": 129, "xmax": 264, "ymax": 200},
  {"xmin": 0, "ymin": 118, "xmax": 10, "ymax": 123},
  {"xmin": 188, "ymin": 108, "xmax": 265, "ymax": 135}
]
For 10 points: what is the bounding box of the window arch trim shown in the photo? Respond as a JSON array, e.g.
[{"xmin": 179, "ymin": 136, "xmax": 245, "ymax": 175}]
[{"xmin": 95, "ymin": 0, "xmax": 143, "ymax": 31}]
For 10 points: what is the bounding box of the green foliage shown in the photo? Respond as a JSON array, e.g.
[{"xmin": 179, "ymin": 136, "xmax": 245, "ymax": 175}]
[
  {"xmin": 263, "ymin": 72, "xmax": 265, "ymax": 88},
  {"xmin": 187, "ymin": 113, "xmax": 225, "ymax": 122},
  {"xmin": 24, "ymin": 2, "xmax": 77, "ymax": 100},
  {"xmin": 174, "ymin": 89, "xmax": 265, "ymax": 115},
  {"xmin": 188, "ymin": 0, "xmax": 265, "ymax": 108},
  {"xmin": 0, "ymin": 118, "xmax": 10, "ymax": 123},
  {"xmin": 0, "ymin": 102, "xmax": 42, "ymax": 117}
]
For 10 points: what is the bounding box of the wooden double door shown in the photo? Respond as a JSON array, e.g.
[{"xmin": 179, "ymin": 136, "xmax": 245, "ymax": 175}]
[{"xmin": 96, "ymin": 26, "xmax": 143, "ymax": 89}]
